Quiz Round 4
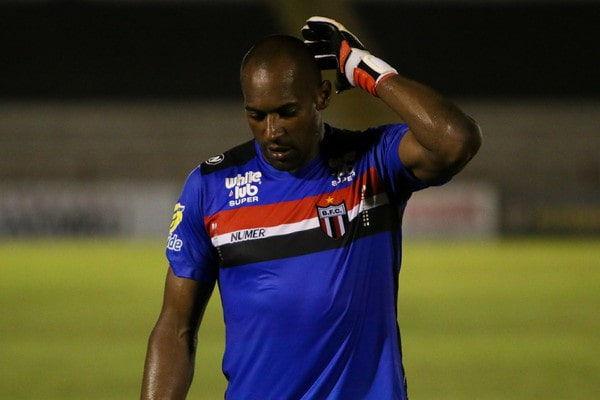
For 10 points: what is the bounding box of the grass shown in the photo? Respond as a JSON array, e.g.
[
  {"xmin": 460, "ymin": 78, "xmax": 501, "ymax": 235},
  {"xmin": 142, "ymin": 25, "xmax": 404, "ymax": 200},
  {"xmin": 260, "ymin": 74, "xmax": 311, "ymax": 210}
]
[
  {"xmin": 0, "ymin": 238, "xmax": 598, "ymax": 399},
  {"xmin": 399, "ymin": 239, "xmax": 599, "ymax": 399}
]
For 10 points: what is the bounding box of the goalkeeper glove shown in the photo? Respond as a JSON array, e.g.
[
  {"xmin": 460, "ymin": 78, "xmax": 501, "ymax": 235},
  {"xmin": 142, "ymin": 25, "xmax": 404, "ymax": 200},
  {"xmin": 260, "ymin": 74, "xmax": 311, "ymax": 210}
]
[{"xmin": 301, "ymin": 16, "xmax": 398, "ymax": 96}]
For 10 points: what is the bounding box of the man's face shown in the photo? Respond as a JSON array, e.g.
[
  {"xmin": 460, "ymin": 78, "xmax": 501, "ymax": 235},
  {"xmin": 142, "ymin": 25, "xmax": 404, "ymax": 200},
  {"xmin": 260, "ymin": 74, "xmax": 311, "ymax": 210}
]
[{"xmin": 242, "ymin": 62, "xmax": 328, "ymax": 172}]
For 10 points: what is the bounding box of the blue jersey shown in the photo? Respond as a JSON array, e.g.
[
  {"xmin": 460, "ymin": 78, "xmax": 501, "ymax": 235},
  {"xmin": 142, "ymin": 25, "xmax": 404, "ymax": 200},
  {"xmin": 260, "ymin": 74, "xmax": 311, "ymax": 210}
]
[{"xmin": 167, "ymin": 123, "xmax": 432, "ymax": 400}]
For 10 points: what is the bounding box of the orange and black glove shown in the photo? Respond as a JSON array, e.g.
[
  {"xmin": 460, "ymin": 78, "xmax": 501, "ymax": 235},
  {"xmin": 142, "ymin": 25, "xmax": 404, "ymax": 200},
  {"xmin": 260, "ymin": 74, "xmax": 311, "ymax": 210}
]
[{"xmin": 301, "ymin": 16, "xmax": 398, "ymax": 96}]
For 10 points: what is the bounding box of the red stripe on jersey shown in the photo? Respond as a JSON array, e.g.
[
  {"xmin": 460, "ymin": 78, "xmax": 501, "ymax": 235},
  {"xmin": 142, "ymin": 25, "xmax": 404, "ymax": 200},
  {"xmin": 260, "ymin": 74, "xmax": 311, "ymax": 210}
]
[
  {"xmin": 205, "ymin": 166, "xmax": 384, "ymax": 236},
  {"xmin": 320, "ymin": 216, "xmax": 331, "ymax": 237}
]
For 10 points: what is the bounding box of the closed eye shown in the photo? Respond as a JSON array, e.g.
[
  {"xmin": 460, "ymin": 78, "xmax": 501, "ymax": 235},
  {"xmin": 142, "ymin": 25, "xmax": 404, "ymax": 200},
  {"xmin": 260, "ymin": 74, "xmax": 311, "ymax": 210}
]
[
  {"xmin": 247, "ymin": 111, "xmax": 266, "ymax": 121},
  {"xmin": 245, "ymin": 102, "xmax": 299, "ymax": 121},
  {"xmin": 276, "ymin": 105, "xmax": 299, "ymax": 118}
]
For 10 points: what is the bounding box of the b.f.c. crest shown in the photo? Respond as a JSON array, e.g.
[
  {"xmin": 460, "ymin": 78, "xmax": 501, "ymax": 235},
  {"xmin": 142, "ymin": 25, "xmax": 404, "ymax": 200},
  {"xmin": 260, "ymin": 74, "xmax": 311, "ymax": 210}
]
[{"xmin": 316, "ymin": 201, "xmax": 349, "ymax": 239}]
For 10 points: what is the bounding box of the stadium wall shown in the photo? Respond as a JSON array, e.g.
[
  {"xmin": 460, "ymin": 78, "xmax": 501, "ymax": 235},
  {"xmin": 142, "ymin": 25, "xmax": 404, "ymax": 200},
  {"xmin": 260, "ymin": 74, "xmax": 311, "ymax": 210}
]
[{"xmin": 1, "ymin": 100, "xmax": 598, "ymax": 236}]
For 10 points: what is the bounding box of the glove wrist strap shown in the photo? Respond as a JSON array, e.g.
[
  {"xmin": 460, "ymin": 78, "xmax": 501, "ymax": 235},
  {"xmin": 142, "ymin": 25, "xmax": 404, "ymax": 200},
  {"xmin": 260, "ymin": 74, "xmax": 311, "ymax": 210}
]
[{"xmin": 344, "ymin": 49, "xmax": 398, "ymax": 96}]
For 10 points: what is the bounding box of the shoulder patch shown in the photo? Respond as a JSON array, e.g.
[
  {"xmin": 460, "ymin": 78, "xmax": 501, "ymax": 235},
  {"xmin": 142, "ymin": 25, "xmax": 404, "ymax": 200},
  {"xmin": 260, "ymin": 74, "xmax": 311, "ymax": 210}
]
[
  {"xmin": 201, "ymin": 140, "xmax": 256, "ymax": 174},
  {"xmin": 205, "ymin": 154, "xmax": 225, "ymax": 165},
  {"xmin": 169, "ymin": 203, "xmax": 185, "ymax": 233}
]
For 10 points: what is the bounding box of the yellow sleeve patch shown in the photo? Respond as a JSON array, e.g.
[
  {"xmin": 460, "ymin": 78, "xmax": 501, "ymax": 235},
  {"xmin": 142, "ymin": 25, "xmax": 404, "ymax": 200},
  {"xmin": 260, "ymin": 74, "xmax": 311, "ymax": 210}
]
[{"xmin": 169, "ymin": 203, "xmax": 186, "ymax": 233}]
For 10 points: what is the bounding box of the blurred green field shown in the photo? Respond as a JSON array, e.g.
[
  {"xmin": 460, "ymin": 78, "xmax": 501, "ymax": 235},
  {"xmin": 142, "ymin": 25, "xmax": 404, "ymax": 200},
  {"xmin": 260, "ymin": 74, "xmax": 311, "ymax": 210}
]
[{"xmin": 1, "ymin": 238, "xmax": 598, "ymax": 399}]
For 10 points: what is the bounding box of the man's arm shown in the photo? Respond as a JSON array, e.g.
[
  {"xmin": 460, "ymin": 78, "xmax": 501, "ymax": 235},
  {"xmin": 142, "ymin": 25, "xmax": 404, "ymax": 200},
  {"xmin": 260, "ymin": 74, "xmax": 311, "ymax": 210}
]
[
  {"xmin": 141, "ymin": 267, "xmax": 216, "ymax": 400},
  {"xmin": 378, "ymin": 75, "xmax": 482, "ymax": 183},
  {"xmin": 302, "ymin": 16, "xmax": 481, "ymax": 183}
]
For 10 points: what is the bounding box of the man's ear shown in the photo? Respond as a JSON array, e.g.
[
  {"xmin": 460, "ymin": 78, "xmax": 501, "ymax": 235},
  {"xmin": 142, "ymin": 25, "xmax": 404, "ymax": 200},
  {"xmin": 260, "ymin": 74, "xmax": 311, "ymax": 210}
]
[{"xmin": 316, "ymin": 80, "xmax": 332, "ymax": 110}]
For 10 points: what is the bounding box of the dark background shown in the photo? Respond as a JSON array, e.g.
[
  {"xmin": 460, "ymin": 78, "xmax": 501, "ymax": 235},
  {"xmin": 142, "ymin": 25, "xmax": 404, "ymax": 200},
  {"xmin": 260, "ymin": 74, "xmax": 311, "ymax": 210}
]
[{"xmin": 2, "ymin": 1, "xmax": 599, "ymax": 99}]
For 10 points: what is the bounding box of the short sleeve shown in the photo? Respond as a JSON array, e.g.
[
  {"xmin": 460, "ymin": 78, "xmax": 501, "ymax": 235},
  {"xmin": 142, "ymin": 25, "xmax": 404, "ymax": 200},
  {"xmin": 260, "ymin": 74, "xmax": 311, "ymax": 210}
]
[
  {"xmin": 166, "ymin": 168, "xmax": 219, "ymax": 282},
  {"xmin": 367, "ymin": 124, "xmax": 435, "ymax": 198}
]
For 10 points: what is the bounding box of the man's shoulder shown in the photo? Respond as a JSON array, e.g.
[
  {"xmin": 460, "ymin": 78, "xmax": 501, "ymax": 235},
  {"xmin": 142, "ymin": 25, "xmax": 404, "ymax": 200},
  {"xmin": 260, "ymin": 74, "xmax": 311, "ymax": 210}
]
[
  {"xmin": 200, "ymin": 140, "xmax": 256, "ymax": 175},
  {"xmin": 323, "ymin": 123, "xmax": 407, "ymax": 157},
  {"xmin": 323, "ymin": 125, "xmax": 373, "ymax": 157}
]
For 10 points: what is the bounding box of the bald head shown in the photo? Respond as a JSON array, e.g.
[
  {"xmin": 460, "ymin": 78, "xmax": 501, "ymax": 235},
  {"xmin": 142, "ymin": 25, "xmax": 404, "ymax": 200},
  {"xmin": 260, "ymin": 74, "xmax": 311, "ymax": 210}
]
[
  {"xmin": 240, "ymin": 35, "xmax": 322, "ymax": 90},
  {"xmin": 239, "ymin": 35, "xmax": 332, "ymax": 173}
]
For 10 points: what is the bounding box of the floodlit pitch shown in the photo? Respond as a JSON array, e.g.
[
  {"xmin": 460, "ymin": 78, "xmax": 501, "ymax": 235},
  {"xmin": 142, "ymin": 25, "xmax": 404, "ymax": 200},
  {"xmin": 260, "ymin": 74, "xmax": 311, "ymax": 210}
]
[{"xmin": 0, "ymin": 238, "xmax": 598, "ymax": 399}]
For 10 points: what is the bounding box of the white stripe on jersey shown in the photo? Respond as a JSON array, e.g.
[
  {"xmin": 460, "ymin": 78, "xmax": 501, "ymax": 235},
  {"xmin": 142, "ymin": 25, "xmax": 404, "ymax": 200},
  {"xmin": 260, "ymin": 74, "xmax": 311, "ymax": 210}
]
[{"xmin": 211, "ymin": 192, "xmax": 390, "ymax": 247}]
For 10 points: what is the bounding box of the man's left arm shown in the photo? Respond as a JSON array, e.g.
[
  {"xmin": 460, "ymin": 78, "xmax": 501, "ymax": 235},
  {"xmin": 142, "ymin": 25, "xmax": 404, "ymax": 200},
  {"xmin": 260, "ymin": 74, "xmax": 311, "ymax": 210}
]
[
  {"xmin": 302, "ymin": 16, "xmax": 482, "ymax": 183},
  {"xmin": 377, "ymin": 74, "xmax": 482, "ymax": 183}
]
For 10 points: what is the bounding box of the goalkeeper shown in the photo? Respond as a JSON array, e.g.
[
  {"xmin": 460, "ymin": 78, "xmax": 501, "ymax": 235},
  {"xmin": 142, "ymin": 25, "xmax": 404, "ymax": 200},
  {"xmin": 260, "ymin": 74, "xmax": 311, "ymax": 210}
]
[{"xmin": 142, "ymin": 16, "xmax": 481, "ymax": 400}]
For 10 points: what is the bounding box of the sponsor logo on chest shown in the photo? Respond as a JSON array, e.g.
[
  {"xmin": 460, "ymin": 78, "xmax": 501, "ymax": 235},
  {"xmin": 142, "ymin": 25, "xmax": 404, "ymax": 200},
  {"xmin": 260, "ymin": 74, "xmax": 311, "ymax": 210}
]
[
  {"xmin": 230, "ymin": 228, "xmax": 266, "ymax": 243},
  {"xmin": 225, "ymin": 171, "xmax": 261, "ymax": 207}
]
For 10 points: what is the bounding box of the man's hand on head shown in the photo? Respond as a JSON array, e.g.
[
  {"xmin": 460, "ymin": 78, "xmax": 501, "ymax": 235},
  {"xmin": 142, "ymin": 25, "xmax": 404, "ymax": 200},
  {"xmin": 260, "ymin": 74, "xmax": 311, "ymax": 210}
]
[{"xmin": 301, "ymin": 16, "xmax": 398, "ymax": 96}]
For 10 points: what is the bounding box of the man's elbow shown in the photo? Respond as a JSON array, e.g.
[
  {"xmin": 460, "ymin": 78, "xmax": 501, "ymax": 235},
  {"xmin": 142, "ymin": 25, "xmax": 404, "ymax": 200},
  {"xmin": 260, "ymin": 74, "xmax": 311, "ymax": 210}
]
[
  {"xmin": 458, "ymin": 118, "xmax": 482, "ymax": 161},
  {"xmin": 443, "ymin": 119, "xmax": 482, "ymax": 174}
]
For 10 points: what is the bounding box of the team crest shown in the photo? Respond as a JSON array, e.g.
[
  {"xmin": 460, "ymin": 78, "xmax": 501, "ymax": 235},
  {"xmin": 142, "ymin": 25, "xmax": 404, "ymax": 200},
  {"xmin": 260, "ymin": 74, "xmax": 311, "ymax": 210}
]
[
  {"xmin": 316, "ymin": 201, "xmax": 349, "ymax": 239},
  {"xmin": 169, "ymin": 203, "xmax": 185, "ymax": 233}
]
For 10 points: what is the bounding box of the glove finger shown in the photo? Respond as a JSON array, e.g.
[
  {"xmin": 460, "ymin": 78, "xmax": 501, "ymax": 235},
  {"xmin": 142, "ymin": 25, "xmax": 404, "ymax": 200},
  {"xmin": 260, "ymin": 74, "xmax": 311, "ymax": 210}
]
[
  {"xmin": 314, "ymin": 55, "xmax": 339, "ymax": 70},
  {"xmin": 306, "ymin": 21, "xmax": 338, "ymax": 40},
  {"xmin": 304, "ymin": 40, "xmax": 335, "ymax": 55},
  {"xmin": 301, "ymin": 25, "xmax": 318, "ymax": 41},
  {"xmin": 306, "ymin": 16, "xmax": 348, "ymax": 34},
  {"xmin": 335, "ymin": 71, "xmax": 353, "ymax": 93},
  {"xmin": 304, "ymin": 40, "xmax": 338, "ymax": 70},
  {"xmin": 301, "ymin": 25, "xmax": 318, "ymax": 40},
  {"xmin": 340, "ymin": 30, "xmax": 366, "ymax": 50}
]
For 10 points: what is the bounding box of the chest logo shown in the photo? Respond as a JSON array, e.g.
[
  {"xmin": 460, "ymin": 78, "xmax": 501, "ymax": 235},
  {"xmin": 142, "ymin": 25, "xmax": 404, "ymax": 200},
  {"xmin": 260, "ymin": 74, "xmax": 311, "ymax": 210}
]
[
  {"xmin": 316, "ymin": 200, "xmax": 349, "ymax": 239},
  {"xmin": 225, "ymin": 171, "xmax": 262, "ymax": 207}
]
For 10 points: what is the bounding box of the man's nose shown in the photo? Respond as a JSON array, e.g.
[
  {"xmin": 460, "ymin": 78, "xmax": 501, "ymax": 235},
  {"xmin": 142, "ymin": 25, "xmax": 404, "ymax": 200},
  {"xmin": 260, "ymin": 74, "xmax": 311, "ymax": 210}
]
[{"xmin": 265, "ymin": 113, "xmax": 282, "ymax": 140}]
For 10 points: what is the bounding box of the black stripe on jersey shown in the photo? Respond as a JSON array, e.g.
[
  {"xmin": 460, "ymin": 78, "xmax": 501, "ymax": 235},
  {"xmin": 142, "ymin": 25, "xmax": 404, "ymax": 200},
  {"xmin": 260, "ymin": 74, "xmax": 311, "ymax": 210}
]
[
  {"xmin": 201, "ymin": 139, "xmax": 256, "ymax": 175},
  {"xmin": 218, "ymin": 204, "xmax": 400, "ymax": 268}
]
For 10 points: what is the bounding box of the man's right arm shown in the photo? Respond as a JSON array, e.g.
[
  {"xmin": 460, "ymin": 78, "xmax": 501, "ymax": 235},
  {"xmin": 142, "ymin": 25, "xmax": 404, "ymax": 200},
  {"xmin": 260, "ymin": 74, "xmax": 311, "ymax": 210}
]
[{"xmin": 141, "ymin": 267, "xmax": 216, "ymax": 400}]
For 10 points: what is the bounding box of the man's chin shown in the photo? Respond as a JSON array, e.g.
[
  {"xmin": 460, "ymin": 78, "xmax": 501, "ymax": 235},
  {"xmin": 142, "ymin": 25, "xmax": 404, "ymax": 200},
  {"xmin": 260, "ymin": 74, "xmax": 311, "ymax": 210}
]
[
  {"xmin": 268, "ymin": 159, "xmax": 297, "ymax": 172},
  {"xmin": 264, "ymin": 154, "xmax": 304, "ymax": 172}
]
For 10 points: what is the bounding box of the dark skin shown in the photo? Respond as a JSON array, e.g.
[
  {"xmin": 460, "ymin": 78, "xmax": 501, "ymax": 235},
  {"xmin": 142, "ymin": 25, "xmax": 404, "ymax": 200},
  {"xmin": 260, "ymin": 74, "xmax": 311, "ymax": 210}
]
[
  {"xmin": 141, "ymin": 37, "xmax": 481, "ymax": 400},
  {"xmin": 241, "ymin": 45, "xmax": 331, "ymax": 173},
  {"xmin": 141, "ymin": 269, "xmax": 215, "ymax": 400}
]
